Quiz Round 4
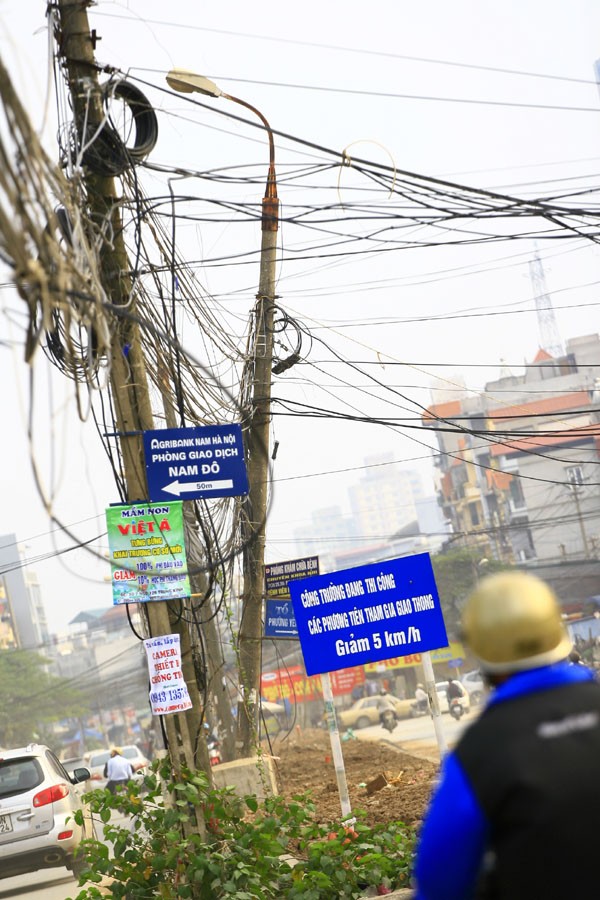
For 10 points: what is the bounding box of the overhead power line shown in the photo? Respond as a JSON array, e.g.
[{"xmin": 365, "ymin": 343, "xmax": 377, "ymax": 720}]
[{"xmin": 97, "ymin": 14, "xmax": 597, "ymax": 88}]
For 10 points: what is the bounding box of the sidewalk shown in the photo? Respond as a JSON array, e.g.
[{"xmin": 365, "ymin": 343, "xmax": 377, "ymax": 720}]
[{"xmin": 362, "ymin": 890, "xmax": 413, "ymax": 899}]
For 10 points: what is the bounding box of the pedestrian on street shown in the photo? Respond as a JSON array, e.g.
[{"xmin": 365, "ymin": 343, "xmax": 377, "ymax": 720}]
[
  {"xmin": 104, "ymin": 747, "xmax": 134, "ymax": 794},
  {"xmin": 414, "ymin": 571, "xmax": 600, "ymax": 900}
]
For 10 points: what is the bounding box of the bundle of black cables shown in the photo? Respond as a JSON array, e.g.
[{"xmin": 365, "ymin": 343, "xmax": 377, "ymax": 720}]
[{"xmin": 79, "ymin": 79, "xmax": 158, "ymax": 176}]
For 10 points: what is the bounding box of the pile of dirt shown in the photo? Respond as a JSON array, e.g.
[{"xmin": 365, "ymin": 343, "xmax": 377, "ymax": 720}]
[{"xmin": 268, "ymin": 728, "xmax": 439, "ymax": 828}]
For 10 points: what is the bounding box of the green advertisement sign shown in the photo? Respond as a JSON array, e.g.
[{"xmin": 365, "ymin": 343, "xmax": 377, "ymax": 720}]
[{"xmin": 105, "ymin": 502, "xmax": 191, "ymax": 604}]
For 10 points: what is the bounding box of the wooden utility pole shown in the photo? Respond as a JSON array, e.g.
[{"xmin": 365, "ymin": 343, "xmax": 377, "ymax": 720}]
[
  {"xmin": 54, "ymin": 0, "xmax": 209, "ymax": 793},
  {"xmin": 159, "ymin": 369, "xmax": 236, "ymax": 760}
]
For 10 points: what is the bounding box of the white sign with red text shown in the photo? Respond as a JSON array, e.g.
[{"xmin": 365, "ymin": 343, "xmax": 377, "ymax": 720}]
[{"xmin": 144, "ymin": 633, "xmax": 192, "ymax": 716}]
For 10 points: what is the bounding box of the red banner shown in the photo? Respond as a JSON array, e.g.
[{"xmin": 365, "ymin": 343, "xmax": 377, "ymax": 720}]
[{"xmin": 261, "ymin": 665, "xmax": 365, "ymax": 704}]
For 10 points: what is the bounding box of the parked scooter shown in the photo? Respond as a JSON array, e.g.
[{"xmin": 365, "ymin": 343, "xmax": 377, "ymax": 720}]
[
  {"xmin": 204, "ymin": 723, "xmax": 222, "ymax": 766},
  {"xmin": 207, "ymin": 736, "xmax": 222, "ymax": 766}
]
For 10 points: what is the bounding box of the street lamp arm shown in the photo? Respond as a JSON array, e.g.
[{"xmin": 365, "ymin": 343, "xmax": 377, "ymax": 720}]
[
  {"xmin": 166, "ymin": 70, "xmax": 277, "ymax": 203},
  {"xmin": 221, "ymin": 91, "xmax": 277, "ymax": 200}
]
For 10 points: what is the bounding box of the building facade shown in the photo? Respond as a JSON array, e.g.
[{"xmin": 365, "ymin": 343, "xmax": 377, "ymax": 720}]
[
  {"xmin": 0, "ymin": 534, "xmax": 49, "ymax": 648},
  {"xmin": 422, "ymin": 333, "xmax": 600, "ymax": 565}
]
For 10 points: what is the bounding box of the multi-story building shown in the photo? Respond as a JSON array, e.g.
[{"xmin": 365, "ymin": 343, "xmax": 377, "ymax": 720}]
[
  {"xmin": 0, "ymin": 534, "xmax": 49, "ymax": 648},
  {"xmin": 348, "ymin": 453, "xmax": 426, "ymax": 542},
  {"xmin": 293, "ymin": 505, "xmax": 358, "ymax": 558},
  {"xmin": 292, "ymin": 454, "xmax": 447, "ymax": 568},
  {"xmin": 423, "ymin": 333, "xmax": 600, "ymax": 565}
]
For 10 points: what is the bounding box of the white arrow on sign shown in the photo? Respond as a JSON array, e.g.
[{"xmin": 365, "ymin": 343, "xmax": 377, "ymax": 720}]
[{"xmin": 162, "ymin": 479, "xmax": 234, "ymax": 496}]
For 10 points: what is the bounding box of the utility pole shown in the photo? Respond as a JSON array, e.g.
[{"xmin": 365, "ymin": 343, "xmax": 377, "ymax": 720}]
[
  {"xmin": 566, "ymin": 467, "xmax": 589, "ymax": 558},
  {"xmin": 159, "ymin": 369, "xmax": 236, "ymax": 760},
  {"xmin": 237, "ymin": 133, "xmax": 278, "ymax": 757},
  {"xmin": 164, "ymin": 70, "xmax": 280, "ymax": 757},
  {"xmin": 54, "ymin": 1, "xmax": 209, "ymax": 796}
]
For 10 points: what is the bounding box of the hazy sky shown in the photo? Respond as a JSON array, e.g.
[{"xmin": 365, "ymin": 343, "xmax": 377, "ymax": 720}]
[{"xmin": 1, "ymin": 0, "xmax": 599, "ymax": 632}]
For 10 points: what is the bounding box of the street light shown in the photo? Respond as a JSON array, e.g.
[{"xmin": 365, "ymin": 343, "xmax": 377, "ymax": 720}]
[{"xmin": 166, "ymin": 69, "xmax": 279, "ymax": 756}]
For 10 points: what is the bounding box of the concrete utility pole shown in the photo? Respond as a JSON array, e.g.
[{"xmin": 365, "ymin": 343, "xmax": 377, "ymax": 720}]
[
  {"xmin": 55, "ymin": 0, "xmax": 209, "ymax": 797},
  {"xmin": 237, "ymin": 120, "xmax": 278, "ymax": 757},
  {"xmin": 164, "ymin": 71, "xmax": 279, "ymax": 757}
]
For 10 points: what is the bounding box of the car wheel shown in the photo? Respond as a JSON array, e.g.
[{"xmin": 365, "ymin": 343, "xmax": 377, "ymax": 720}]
[{"xmin": 356, "ymin": 716, "xmax": 371, "ymax": 729}]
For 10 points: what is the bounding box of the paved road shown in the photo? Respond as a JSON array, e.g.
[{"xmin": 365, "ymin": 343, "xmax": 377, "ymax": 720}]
[
  {"xmin": 0, "ymin": 868, "xmax": 80, "ymax": 900},
  {"xmin": 351, "ymin": 705, "xmax": 481, "ymax": 760}
]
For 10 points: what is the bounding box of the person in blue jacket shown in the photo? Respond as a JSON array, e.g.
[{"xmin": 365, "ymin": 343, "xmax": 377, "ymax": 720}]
[{"xmin": 414, "ymin": 571, "xmax": 600, "ymax": 900}]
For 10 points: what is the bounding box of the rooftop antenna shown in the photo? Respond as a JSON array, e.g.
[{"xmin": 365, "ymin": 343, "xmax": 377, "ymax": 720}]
[{"xmin": 529, "ymin": 248, "xmax": 564, "ymax": 358}]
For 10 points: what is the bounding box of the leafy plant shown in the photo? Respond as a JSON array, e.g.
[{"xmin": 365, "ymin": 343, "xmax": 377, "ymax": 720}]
[
  {"xmin": 0, "ymin": 650, "xmax": 86, "ymax": 747},
  {"xmin": 69, "ymin": 759, "xmax": 415, "ymax": 899}
]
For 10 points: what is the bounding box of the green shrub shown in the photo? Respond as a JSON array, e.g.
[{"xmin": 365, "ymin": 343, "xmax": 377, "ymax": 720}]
[{"xmin": 69, "ymin": 759, "xmax": 415, "ymax": 899}]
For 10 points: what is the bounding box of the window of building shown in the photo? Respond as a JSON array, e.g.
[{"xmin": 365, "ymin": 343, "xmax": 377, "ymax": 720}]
[
  {"xmin": 509, "ymin": 478, "xmax": 526, "ymax": 509},
  {"xmin": 468, "ymin": 504, "xmax": 480, "ymax": 526},
  {"xmin": 566, "ymin": 465, "xmax": 584, "ymax": 486}
]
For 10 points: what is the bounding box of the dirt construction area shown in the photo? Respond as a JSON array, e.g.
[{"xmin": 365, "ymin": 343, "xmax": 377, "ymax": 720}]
[{"xmin": 268, "ymin": 728, "xmax": 439, "ymax": 827}]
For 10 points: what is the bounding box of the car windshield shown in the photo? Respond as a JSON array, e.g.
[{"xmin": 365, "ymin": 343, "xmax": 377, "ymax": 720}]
[
  {"xmin": 122, "ymin": 748, "xmax": 139, "ymax": 760},
  {"xmin": 88, "ymin": 751, "xmax": 111, "ymax": 767},
  {"xmin": 0, "ymin": 757, "xmax": 43, "ymax": 798},
  {"xmin": 62, "ymin": 757, "xmax": 85, "ymax": 771}
]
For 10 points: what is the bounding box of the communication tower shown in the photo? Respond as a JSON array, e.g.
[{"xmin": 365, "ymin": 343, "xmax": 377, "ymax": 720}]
[{"xmin": 529, "ymin": 250, "xmax": 564, "ymax": 358}]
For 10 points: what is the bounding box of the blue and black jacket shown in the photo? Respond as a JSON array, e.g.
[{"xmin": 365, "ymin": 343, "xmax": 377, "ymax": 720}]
[{"xmin": 414, "ymin": 661, "xmax": 600, "ymax": 899}]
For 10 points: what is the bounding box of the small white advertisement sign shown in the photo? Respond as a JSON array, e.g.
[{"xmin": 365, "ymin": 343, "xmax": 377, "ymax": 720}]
[{"xmin": 144, "ymin": 633, "xmax": 193, "ymax": 716}]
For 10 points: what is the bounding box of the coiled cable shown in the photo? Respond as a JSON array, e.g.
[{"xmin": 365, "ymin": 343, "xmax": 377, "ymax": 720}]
[{"xmin": 80, "ymin": 79, "xmax": 158, "ymax": 176}]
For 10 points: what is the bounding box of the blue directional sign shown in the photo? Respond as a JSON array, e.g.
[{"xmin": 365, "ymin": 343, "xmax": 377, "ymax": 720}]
[
  {"xmin": 288, "ymin": 552, "xmax": 448, "ymax": 676},
  {"xmin": 264, "ymin": 599, "xmax": 298, "ymax": 638},
  {"xmin": 263, "ymin": 556, "xmax": 319, "ymax": 639},
  {"xmin": 448, "ymin": 658, "xmax": 464, "ymax": 669},
  {"xmin": 143, "ymin": 424, "xmax": 249, "ymax": 502}
]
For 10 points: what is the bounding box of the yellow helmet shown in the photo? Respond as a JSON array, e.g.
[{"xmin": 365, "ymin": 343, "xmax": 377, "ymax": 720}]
[{"xmin": 462, "ymin": 571, "xmax": 572, "ymax": 673}]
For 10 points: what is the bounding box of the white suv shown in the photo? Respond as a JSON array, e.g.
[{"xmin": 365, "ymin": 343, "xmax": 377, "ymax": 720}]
[
  {"xmin": 461, "ymin": 670, "xmax": 486, "ymax": 704},
  {"xmin": 0, "ymin": 743, "xmax": 92, "ymax": 880}
]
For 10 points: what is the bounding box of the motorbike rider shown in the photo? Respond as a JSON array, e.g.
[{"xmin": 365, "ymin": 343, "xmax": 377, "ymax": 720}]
[
  {"xmin": 445, "ymin": 677, "xmax": 466, "ymax": 711},
  {"xmin": 414, "ymin": 571, "xmax": 600, "ymax": 900},
  {"xmin": 414, "ymin": 683, "xmax": 428, "ymax": 713},
  {"xmin": 379, "ymin": 704, "xmax": 397, "ymax": 732}
]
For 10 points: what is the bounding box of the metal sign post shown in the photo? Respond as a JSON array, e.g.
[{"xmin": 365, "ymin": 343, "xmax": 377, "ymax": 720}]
[
  {"xmin": 422, "ymin": 650, "xmax": 448, "ymax": 757},
  {"xmin": 321, "ymin": 671, "xmax": 353, "ymax": 821}
]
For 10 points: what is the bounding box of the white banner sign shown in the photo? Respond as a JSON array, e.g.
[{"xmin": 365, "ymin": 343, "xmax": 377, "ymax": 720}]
[{"xmin": 144, "ymin": 633, "xmax": 193, "ymax": 716}]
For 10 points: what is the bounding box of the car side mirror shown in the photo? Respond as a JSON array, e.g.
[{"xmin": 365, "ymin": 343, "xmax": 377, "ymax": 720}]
[{"xmin": 71, "ymin": 766, "xmax": 91, "ymax": 783}]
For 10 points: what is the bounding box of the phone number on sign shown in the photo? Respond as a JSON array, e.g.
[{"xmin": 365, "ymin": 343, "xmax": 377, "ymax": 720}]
[{"xmin": 150, "ymin": 687, "xmax": 188, "ymax": 704}]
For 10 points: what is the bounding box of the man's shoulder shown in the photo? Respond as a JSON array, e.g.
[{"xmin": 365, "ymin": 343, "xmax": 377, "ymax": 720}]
[{"xmin": 456, "ymin": 678, "xmax": 600, "ymax": 755}]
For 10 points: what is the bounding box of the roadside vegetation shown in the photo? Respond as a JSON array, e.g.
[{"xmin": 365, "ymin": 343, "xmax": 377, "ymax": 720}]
[
  {"xmin": 69, "ymin": 759, "xmax": 415, "ymax": 899},
  {"xmin": 0, "ymin": 650, "xmax": 86, "ymax": 747}
]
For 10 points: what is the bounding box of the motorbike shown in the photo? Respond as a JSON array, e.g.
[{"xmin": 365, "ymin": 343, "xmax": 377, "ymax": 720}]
[
  {"xmin": 410, "ymin": 700, "xmax": 429, "ymax": 718},
  {"xmin": 207, "ymin": 737, "xmax": 222, "ymax": 766},
  {"xmin": 449, "ymin": 698, "xmax": 465, "ymax": 721},
  {"xmin": 380, "ymin": 709, "xmax": 398, "ymax": 733}
]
